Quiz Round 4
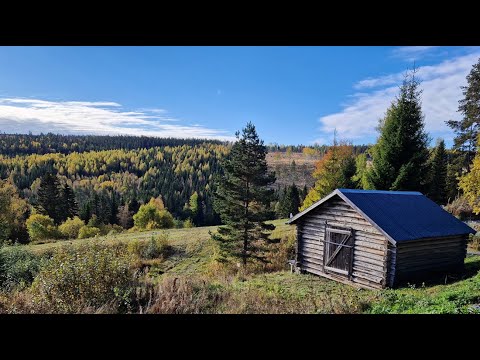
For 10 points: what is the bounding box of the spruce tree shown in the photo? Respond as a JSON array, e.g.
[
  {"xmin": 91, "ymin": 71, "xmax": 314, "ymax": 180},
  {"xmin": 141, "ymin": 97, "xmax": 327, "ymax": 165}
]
[
  {"xmin": 446, "ymin": 57, "xmax": 480, "ymax": 169},
  {"xmin": 366, "ymin": 70, "xmax": 430, "ymax": 191},
  {"xmin": 277, "ymin": 184, "xmax": 301, "ymax": 218},
  {"xmin": 60, "ymin": 183, "xmax": 78, "ymax": 221},
  {"xmin": 35, "ymin": 173, "xmax": 63, "ymax": 224},
  {"xmin": 427, "ymin": 139, "xmax": 448, "ymax": 204},
  {"xmin": 212, "ymin": 122, "xmax": 276, "ymax": 267}
]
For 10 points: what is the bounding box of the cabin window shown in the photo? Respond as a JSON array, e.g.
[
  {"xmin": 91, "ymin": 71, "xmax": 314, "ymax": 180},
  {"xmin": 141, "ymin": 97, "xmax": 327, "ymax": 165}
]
[{"xmin": 323, "ymin": 225, "xmax": 354, "ymax": 278}]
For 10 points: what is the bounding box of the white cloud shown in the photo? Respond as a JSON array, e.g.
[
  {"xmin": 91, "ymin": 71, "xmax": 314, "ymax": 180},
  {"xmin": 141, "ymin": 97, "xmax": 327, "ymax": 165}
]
[
  {"xmin": 318, "ymin": 52, "xmax": 480, "ymax": 145},
  {"xmin": 391, "ymin": 46, "xmax": 439, "ymax": 61},
  {"xmin": 0, "ymin": 98, "xmax": 235, "ymax": 141}
]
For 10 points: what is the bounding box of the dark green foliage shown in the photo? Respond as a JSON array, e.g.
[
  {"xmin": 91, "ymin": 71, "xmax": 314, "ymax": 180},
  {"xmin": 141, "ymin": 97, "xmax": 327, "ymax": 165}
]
[
  {"xmin": 35, "ymin": 173, "xmax": 63, "ymax": 224},
  {"xmin": 0, "ymin": 246, "xmax": 42, "ymax": 291},
  {"xmin": 0, "ymin": 133, "xmax": 223, "ymax": 156},
  {"xmin": 277, "ymin": 184, "xmax": 301, "ymax": 218},
  {"xmin": 367, "ymin": 70, "xmax": 430, "ymax": 191},
  {"xmin": 426, "ymin": 139, "xmax": 448, "ymax": 204},
  {"xmin": 212, "ymin": 122, "xmax": 276, "ymax": 267},
  {"xmin": 60, "ymin": 184, "xmax": 78, "ymax": 221},
  {"xmin": 446, "ymin": 57, "xmax": 480, "ymax": 169},
  {"xmin": 445, "ymin": 150, "xmax": 465, "ymax": 202}
]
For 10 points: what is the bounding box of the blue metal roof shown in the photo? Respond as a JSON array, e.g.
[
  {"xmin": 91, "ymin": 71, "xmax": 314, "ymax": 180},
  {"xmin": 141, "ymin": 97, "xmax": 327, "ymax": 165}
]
[{"xmin": 337, "ymin": 189, "xmax": 476, "ymax": 242}]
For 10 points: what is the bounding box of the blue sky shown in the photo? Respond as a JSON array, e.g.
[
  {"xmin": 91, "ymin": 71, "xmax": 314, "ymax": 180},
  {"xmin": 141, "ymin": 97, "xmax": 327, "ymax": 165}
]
[{"xmin": 0, "ymin": 46, "xmax": 479, "ymax": 147}]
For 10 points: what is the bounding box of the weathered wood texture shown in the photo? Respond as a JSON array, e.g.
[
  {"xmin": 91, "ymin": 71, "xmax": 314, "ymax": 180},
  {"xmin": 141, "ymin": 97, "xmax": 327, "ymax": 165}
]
[
  {"xmin": 295, "ymin": 195, "xmax": 468, "ymax": 289},
  {"xmin": 297, "ymin": 196, "xmax": 388, "ymax": 289},
  {"xmin": 392, "ymin": 235, "xmax": 467, "ymax": 284}
]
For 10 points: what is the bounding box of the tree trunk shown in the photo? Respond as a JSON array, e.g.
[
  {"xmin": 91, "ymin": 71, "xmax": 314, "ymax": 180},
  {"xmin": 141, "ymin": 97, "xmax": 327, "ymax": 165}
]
[{"xmin": 243, "ymin": 179, "xmax": 249, "ymax": 267}]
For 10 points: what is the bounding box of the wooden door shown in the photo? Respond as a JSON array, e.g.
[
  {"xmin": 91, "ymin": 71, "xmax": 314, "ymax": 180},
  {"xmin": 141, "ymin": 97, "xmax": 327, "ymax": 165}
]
[{"xmin": 323, "ymin": 226, "xmax": 354, "ymax": 277}]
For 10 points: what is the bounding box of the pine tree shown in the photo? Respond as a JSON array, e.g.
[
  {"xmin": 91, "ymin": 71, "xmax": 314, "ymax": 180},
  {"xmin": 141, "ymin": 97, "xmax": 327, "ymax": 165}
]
[
  {"xmin": 366, "ymin": 70, "xmax": 430, "ymax": 191},
  {"xmin": 108, "ymin": 191, "xmax": 119, "ymax": 225},
  {"xmin": 212, "ymin": 122, "xmax": 276, "ymax": 267},
  {"xmin": 117, "ymin": 204, "xmax": 133, "ymax": 229},
  {"xmin": 277, "ymin": 184, "xmax": 301, "ymax": 218},
  {"xmin": 427, "ymin": 139, "xmax": 448, "ymax": 204},
  {"xmin": 446, "ymin": 57, "xmax": 480, "ymax": 170},
  {"xmin": 35, "ymin": 173, "xmax": 63, "ymax": 224},
  {"xmin": 60, "ymin": 183, "xmax": 78, "ymax": 221},
  {"xmin": 79, "ymin": 201, "xmax": 92, "ymax": 223}
]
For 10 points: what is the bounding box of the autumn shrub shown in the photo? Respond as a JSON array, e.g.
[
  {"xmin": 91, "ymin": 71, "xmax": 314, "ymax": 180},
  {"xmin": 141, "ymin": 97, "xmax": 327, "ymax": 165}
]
[
  {"xmin": 0, "ymin": 246, "xmax": 42, "ymax": 291},
  {"xmin": 127, "ymin": 233, "xmax": 172, "ymax": 260},
  {"xmin": 444, "ymin": 197, "xmax": 474, "ymax": 220},
  {"xmin": 133, "ymin": 203, "xmax": 174, "ymax": 230},
  {"xmin": 78, "ymin": 225, "xmax": 101, "ymax": 239},
  {"xmin": 26, "ymin": 214, "xmax": 59, "ymax": 242},
  {"xmin": 468, "ymin": 234, "xmax": 480, "ymax": 251},
  {"xmin": 30, "ymin": 241, "xmax": 136, "ymax": 313},
  {"xmin": 58, "ymin": 216, "xmax": 85, "ymax": 239},
  {"xmin": 99, "ymin": 223, "xmax": 123, "ymax": 236}
]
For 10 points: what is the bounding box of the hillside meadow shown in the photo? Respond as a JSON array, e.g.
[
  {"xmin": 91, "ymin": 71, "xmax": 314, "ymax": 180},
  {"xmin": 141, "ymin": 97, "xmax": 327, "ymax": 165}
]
[{"xmin": 1, "ymin": 219, "xmax": 480, "ymax": 314}]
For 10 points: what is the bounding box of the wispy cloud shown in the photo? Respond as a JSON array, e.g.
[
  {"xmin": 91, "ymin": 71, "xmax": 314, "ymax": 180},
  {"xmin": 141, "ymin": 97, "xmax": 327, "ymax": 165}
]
[
  {"xmin": 0, "ymin": 98, "xmax": 235, "ymax": 140},
  {"xmin": 391, "ymin": 46, "xmax": 439, "ymax": 62},
  {"xmin": 316, "ymin": 52, "xmax": 480, "ymax": 145}
]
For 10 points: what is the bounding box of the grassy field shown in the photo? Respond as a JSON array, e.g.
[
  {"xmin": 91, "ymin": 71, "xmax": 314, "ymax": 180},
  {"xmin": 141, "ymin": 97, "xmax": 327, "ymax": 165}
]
[{"xmin": 3, "ymin": 219, "xmax": 480, "ymax": 314}]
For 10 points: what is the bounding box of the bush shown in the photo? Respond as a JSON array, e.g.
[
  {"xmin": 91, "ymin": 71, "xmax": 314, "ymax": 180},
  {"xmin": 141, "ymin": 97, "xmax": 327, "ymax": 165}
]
[
  {"xmin": 469, "ymin": 234, "xmax": 480, "ymax": 251},
  {"xmin": 444, "ymin": 197, "xmax": 475, "ymax": 221},
  {"xmin": 133, "ymin": 203, "xmax": 174, "ymax": 230},
  {"xmin": 0, "ymin": 246, "xmax": 42, "ymax": 291},
  {"xmin": 78, "ymin": 226, "xmax": 101, "ymax": 239},
  {"xmin": 127, "ymin": 233, "xmax": 172, "ymax": 260},
  {"xmin": 99, "ymin": 223, "xmax": 123, "ymax": 236},
  {"xmin": 58, "ymin": 216, "xmax": 85, "ymax": 239},
  {"xmin": 183, "ymin": 219, "xmax": 195, "ymax": 228},
  {"xmin": 26, "ymin": 214, "xmax": 58, "ymax": 242},
  {"xmin": 30, "ymin": 241, "xmax": 136, "ymax": 313}
]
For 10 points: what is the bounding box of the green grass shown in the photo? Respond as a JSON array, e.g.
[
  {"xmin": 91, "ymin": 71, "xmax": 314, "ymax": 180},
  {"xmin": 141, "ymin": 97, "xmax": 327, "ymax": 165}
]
[{"xmin": 5, "ymin": 218, "xmax": 480, "ymax": 314}]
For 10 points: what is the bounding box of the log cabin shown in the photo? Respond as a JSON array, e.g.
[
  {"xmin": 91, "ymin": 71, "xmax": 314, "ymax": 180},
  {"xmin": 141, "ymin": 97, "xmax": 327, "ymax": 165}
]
[{"xmin": 287, "ymin": 189, "xmax": 476, "ymax": 289}]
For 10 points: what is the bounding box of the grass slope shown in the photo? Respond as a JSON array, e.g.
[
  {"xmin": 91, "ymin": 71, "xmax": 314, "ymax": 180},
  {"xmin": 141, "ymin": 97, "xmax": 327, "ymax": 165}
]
[{"xmin": 8, "ymin": 219, "xmax": 480, "ymax": 314}]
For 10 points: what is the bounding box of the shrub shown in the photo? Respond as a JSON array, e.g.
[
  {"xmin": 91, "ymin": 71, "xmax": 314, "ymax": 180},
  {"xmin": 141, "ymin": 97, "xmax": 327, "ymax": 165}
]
[
  {"xmin": 183, "ymin": 219, "xmax": 195, "ymax": 228},
  {"xmin": 30, "ymin": 241, "xmax": 136, "ymax": 313},
  {"xmin": 58, "ymin": 216, "xmax": 85, "ymax": 239},
  {"xmin": 99, "ymin": 223, "xmax": 123, "ymax": 236},
  {"xmin": 26, "ymin": 214, "xmax": 58, "ymax": 242},
  {"xmin": 127, "ymin": 233, "xmax": 172, "ymax": 260},
  {"xmin": 78, "ymin": 226, "xmax": 101, "ymax": 239},
  {"xmin": 0, "ymin": 246, "xmax": 42, "ymax": 291},
  {"xmin": 444, "ymin": 197, "xmax": 475, "ymax": 220},
  {"xmin": 468, "ymin": 234, "xmax": 480, "ymax": 251},
  {"xmin": 133, "ymin": 203, "xmax": 174, "ymax": 230}
]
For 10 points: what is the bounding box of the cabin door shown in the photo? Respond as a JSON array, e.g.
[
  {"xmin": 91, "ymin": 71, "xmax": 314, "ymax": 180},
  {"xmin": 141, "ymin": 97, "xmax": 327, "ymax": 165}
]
[{"xmin": 323, "ymin": 225, "xmax": 354, "ymax": 278}]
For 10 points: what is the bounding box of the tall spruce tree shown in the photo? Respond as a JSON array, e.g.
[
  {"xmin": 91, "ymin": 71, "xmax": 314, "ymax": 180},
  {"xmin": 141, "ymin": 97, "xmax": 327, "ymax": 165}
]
[
  {"xmin": 212, "ymin": 122, "xmax": 276, "ymax": 267},
  {"xmin": 427, "ymin": 139, "xmax": 448, "ymax": 204},
  {"xmin": 366, "ymin": 70, "xmax": 430, "ymax": 191},
  {"xmin": 35, "ymin": 173, "xmax": 63, "ymax": 224},
  {"xmin": 446, "ymin": 57, "xmax": 480, "ymax": 170},
  {"xmin": 277, "ymin": 183, "xmax": 301, "ymax": 218},
  {"xmin": 60, "ymin": 183, "xmax": 78, "ymax": 221}
]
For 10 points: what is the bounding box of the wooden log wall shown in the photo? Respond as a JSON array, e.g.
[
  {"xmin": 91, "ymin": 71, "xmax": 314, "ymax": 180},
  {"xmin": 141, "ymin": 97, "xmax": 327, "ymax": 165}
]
[
  {"xmin": 394, "ymin": 234, "xmax": 467, "ymax": 283},
  {"xmin": 297, "ymin": 196, "xmax": 389, "ymax": 289}
]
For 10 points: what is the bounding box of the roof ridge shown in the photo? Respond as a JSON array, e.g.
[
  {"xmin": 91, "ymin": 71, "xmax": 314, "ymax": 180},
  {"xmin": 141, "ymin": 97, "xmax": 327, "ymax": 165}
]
[{"xmin": 338, "ymin": 188, "xmax": 422, "ymax": 195}]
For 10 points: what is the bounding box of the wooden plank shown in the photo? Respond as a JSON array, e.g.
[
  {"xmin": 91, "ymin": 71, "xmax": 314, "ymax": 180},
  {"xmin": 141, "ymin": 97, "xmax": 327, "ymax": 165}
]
[
  {"xmin": 299, "ymin": 251, "xmax": 323, "ymax": 261},
  {"xmin": 352, "ymin": 254, "xmax": 385, "ymax": 267},
  {"xmin": 353, "ymin": 260, "xmax": 385, "ymax": 273},
  {"xmin": 326, "ymin": 227, "xmax": 351, "ymax": 235},
  {"xmin": 352, "ymin": 271, "xmax": 383, "ymax": 284},
  {"xmin": 352, "ymin": 277, "xmax": 384, "ymax": 290}
]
